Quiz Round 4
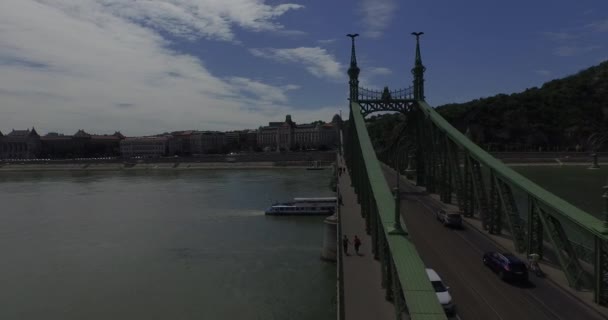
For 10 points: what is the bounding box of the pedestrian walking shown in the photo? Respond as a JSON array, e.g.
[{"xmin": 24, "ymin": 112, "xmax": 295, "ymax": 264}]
[
  {"xmin": 343, "ymin": 235, "xmax": 350, "ymax": 255},
  {"xmin": 354, "ymin": 235, "xmax": 361, "ymax": 255}
]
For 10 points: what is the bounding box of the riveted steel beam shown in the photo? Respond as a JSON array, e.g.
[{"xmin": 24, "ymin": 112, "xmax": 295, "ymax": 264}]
[
  {"xmin": 494, "ymin": 177, "xmax": 526, "ymax": 252},
  {"xmin": 537, "ymin": 207, "xmax": 586, "ymax": 289},
  {"xmin": 595, "ymin": 236, "xmax": 608, "ymax": 305},
  {"xmin": 527, "ymin": 197, "xmax": 544, "ymax": 258}
]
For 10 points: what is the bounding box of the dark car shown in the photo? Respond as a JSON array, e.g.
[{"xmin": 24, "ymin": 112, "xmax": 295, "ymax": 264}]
[
  {"xmin": 483, "ymin": 252, "xmax": 528, "ymax": 282},
  {"xmin": 436, "ymin": 209, "xmax": 463, "ymax": 228}
]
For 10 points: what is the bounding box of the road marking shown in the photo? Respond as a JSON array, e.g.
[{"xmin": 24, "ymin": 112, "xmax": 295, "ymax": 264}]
[
  {"xmin": 522, "ymin": 290, "xmax": 565, "ymax": 320},
  {"xmin": 404, "ymin": 183, "xmax": 595, "ymax": 320},
  {"xmin": 388, "ymin": 169, "xmax": 591, "ymax": 320},
  {"xmin": 404, "ymin": 196, "xmax": 505, "ymax": 320}
]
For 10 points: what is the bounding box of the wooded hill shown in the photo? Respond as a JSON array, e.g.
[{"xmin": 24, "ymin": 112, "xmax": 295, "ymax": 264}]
[{"xmin": 436, "ymin": 61, "xmax": 608, "ymax": 151}]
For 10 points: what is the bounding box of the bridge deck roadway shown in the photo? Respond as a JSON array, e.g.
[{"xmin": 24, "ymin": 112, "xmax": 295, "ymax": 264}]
[
  {"xmin": 337, "ymin": 157, "xmax": 394, "ymax": 320},
  {"xmin": 381, "ymin": 165, "xmax": 607, "ymax": 320}
]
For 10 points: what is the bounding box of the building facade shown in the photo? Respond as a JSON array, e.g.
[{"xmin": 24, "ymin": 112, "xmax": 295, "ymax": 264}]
[
  {"xmin": 256, "ymin": 115, "xmax": 341, "ymax": 151},
  {"xmin": 120, "ymin": 136, "xmax": 176, "ymax": 158},
  {"xmin": 190, "ymin": 131, "xmax": 227, "ymax": 155},
  {"xmin": 0, "ymin": 128, "xmax": 41, "ymax": 159},
  {"xmin": 40, "ymin": 130, "xmax": 124, "ymax": 158},
  {"xmin": 170, "ymin": 130, "xmax": 195, "ymax": 156}
]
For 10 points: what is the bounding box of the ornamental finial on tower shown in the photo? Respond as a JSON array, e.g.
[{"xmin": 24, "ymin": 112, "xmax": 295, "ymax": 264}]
[
  {"xmin": 347, "ymin": 34, "xmax": 360, "ymax": 77},
  {"xmin": 411, "ymin": 32, "xmax": 426, "ymax": 101},
  {"xmin": 347, "ymin": 34, "xmax": 360, "ymax": 101}
]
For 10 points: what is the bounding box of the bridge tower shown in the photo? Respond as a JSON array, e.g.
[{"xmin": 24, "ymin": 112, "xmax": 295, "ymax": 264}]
[
  {"xmin": 411, "ymin": 32, "xmax": 426, "ymax": 101},
  {"xmin": 347, "ymin": 34, "xmax": 360, "ymax": 103},
  {"xmin": 342, "ymin": 32, "xmax": 608, "ymax": 312}
]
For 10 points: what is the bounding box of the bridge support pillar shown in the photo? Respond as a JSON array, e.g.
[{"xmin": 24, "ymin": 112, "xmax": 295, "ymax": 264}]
[{"xmin": 320, "ymin": 213, "xmax": 338, "ymax": 261}]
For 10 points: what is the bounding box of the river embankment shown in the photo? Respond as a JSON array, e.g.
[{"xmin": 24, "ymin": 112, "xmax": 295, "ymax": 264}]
[
  {"xmin": 0, "ymin": 151, "xmax": 337, "ymax": 171},
  {"xmin": 491, "ymin": 152, "xmax": 608, "ymax": 165}
]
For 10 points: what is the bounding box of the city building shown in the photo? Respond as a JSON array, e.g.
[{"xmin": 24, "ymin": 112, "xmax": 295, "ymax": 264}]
[
  {"xmin": 191, "ymin": 131, "xmax": 227, "ymax": 155},
  {"xmin": 40, "ymin": 130, "xmax": 124, "ymax": 158},
  {"xmin": 120, "ymin": 136, "xmax": 176, "ymax": 158},
  {"xmin": 244, "ymin": 130, "xmax": 258, "ymax": 151},
  {"xmin": 41, "ymin": 133, "xmax": 80, "ymax": 158},
  {"xmin": 170, "ymin": 130, "xmax": 195, "ymax": 156},
  {"xmin": 0, "ymin": 128, "xmax": 41, "ymax": 159},
  {"xmin": 257, "ymin": 114, "xmax": 341, "ymax": 151},
  {"xmin": 225, "ymin": 130, "xmax": 258, "ymax": 152}
]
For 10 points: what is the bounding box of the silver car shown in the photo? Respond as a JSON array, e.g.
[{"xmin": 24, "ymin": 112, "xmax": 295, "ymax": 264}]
[{"xmin": 436, "ymin": 209, "xmax": 463, "ymax": 228}]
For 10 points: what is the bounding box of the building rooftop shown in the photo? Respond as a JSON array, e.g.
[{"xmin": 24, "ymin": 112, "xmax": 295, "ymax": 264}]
[
  {"xmin": 8, "ymin": 129, "xmax": 31, "ymax": 136},
  {"xmin": 73, "ymin": 129, "xmax": 91, "ymax": 138}
]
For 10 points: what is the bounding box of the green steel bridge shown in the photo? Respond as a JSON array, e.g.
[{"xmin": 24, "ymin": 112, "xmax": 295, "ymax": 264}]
[{"xmin": 338, "ymin": 33, "xmax": 608, "ymax": 320}]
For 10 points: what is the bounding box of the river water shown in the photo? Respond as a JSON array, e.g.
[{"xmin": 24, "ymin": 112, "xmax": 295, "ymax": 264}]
[
  {"xmin": 1, "ymin": 165, "xmax": 605, "ymax": 320},
  {"xmin": 513, "ymin": 165, "xmax": 607, "ymax": 216},
  {"xmin": 0, "ymin": 169, "xmax": 336, "ymax": 320}
]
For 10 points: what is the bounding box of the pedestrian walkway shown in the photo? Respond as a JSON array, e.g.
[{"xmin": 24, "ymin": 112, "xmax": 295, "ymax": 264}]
[{"xmin": 337, "ymin": 156, "xmax": 394, "ymax": 320}]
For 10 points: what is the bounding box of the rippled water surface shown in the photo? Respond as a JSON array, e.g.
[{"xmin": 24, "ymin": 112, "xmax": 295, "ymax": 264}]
[
  {"xmin": 513, "ymin": 165, "xmax": 607, "ymax": 216},
  {"xmin": 0, "ymin": 169, "xmax": 336, "ymax": 320}
]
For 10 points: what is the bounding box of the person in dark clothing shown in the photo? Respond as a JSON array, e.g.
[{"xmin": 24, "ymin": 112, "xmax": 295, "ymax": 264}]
[
  {"xmin": 354, "ymin": 235, "xmax": 361, "ymax": 255},
  {"xmin": 343, "ymin": 235, "xmax": 350, "ymax": 255}
]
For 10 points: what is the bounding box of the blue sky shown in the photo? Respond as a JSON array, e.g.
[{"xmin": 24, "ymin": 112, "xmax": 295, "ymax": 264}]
[{"xmin": 0, "ymin": 0, "xmax": 606, "ymax": 135}]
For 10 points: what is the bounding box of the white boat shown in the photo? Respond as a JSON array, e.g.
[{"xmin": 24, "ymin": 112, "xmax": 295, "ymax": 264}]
[{"xmin": 265, "ymin": 197, "xmax": 337, "ymax": 215}]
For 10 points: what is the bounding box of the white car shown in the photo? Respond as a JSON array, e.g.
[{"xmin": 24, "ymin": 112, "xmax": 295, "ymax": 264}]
[{"xmin": 426, "ymin": 268, "xmax": 455, "ymax": 315}]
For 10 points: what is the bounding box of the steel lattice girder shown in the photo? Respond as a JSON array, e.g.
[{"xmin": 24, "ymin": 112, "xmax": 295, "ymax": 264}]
[
  {"xmin": 463, "ymin": 154, "xmax": 474, "ymax": 216},
  {"xmin": 359, "ymin": 100, "xmax": 415, "ymax": 117},
  {"xmin": 488, "ymin": 171, "xmax": 503, "ymax": 234},
  {"xmin": 493, "ymin": 177, "xmax": 526, "ymax": 252},
  {"xmin": 537, "ymin": 206, "xmax": 586, "ymax": 289},
  {"xmin": 527, "ymin": 197, "xmax": 544, "ymax": 258},
  {"xmin": 595, "ymin": 237, "xmax": 608, "ymax": 305},
  {"xmin": 467, "ymin": 156, "xmax": 491, "ymax": 229},
  {"xmin": 347, "ymin": 101, "xmax": 447, "ymax": 319},
  {"xmin": 446, "ymin": 137, "xmax": 465, "ymax": 212}
]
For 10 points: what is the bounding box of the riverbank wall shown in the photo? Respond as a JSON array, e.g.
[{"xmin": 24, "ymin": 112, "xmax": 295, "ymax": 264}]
[
  {"xmin": 0, "ymin": 161, "xmax": 336, "ymax": 171},
  {"xmin": 491, "ymin": 151, "xmax": 608, "ymax": 164},
  {"xmin": 0, "ymin": 151, "xmax": 337, "ymax": 171}
]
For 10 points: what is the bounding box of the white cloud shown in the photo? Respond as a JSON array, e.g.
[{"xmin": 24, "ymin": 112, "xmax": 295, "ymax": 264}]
[
  {"xmin": 225, "ymin": 77, "xmax": 299, "ymax": 104},
  {"xmin": 0, "ymin": 0, "xmax": 336, "ymax": 135},
  {"xmin": 541, "ymin": 31, "xmax": 580, "ymax": 41},
  {"xmin": 534, "ymin": 70, "xmax": 552, "ymax": 76},
  {"xmin": 250, "ymin": 47, "xmax": 343, "ymax": 80},
  {"xmin": 97, "ymin": 0, "xmax": 304, "ymax": 42},
  {"xmin": 358, "ymin": 0, "xmax": 397, "ymax": 38},
  {"xmin": 317, "ymin": 39, "xmax": 336, "ymax": 44},
  {"xmin": 368, "ymin": 67, "xmax": 392, "ymax": 76},
  {"xmin": 553, "ymin": 45, "xmax": 601, "ymax": 57},
  {"xmin": 587, "ymin": 18, "xmax": 608, "ymax": 32}
]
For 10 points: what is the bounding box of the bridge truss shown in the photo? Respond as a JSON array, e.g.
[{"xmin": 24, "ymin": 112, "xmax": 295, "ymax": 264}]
[{"xmin": 342, "ymin": 33, "xmax": 608, "ymax": 319}]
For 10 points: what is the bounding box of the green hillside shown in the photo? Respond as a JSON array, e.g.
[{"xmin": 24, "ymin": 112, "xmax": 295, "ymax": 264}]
[{"xmin": 436, "ymin": 61, "xmax": 608, "ymax": 151}]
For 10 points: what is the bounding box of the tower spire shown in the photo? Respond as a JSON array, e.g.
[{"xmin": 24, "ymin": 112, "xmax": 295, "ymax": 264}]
[
  {"xmin": 411, "ymin": 32, "xmax": 426, "ymax": 101},
  {"xmin": 347, "ymin": 34, "xmax": 360, "ymax": 102}
]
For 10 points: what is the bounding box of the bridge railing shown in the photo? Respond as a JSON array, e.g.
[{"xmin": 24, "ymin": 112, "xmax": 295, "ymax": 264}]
[
  {"xmin": 344, "ymin": 101, "xmax": 447, "ymax": 319},
  {"xmin": 407, "ymin": 99, "xmax": 608, "ymax": 304}
]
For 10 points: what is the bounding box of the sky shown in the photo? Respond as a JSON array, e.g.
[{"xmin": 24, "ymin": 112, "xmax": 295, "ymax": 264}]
[{"xmin": 0, "ymin": 0, "xmax": 607, "ymax": 136}]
